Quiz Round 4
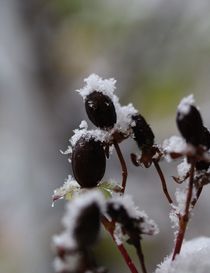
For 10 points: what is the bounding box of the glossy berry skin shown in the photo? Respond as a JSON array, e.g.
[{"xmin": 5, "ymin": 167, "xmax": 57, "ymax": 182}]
[
  {"xmin": 72, "ymin": 137, "xmax": 106, "ymax": 188},
  {"xmin": 74, "ymin": 202, "xmax": 101, "ymax": 249},
  {"xmin": 85, "ymin": 91, "xmax": 117, "ymax": 129},
  {"xmin": 131, "ymin": 114, "xmax": 154, "ymax": 149},
  {"xmin": 176, "ymin": 105, "xmax": 204, "ymax": 146}
]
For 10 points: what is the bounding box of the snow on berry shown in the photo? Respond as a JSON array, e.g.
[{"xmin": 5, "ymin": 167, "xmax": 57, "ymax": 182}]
[{"xmin": 177, "ymin": 94, "xmax": 195, "ymax": 118}]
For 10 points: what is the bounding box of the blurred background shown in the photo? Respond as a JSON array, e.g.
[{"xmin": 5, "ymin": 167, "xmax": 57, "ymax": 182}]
[{"xmin": 1, "ymin": 0, "xmax": 210, "ymax": 272}]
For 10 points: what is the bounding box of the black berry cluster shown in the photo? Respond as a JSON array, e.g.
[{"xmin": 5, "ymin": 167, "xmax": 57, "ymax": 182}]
[{"xmin": 70, "ymin": 75, "xmax": 157, "ymax": 189}]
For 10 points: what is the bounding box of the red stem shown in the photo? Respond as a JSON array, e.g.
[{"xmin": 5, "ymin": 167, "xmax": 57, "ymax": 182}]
[
  {"xmin": 172, "ymin": 161, "xmax": 195, "ymax": 260},
  {"xmin": 114, "ymin": 141, "xmax": 128, "ymax": 193},
  {"xmin": 152, "ymin": 159, "xmax": 173, "ymax": 204},
  {"xmin": 101, "ymin": 216, "xmax": 139, "ymax": 273},
  {"xmin": 191, "ymin": 186, "xmax": 203, "ymax": 208}
]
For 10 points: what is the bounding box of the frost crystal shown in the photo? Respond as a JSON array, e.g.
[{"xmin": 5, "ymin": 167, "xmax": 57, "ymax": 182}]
[
  {"xmin": 177, "ymin": 94, "xmax": 195, "ymax": 118},
  {"xmin": 52, "ymin": 175, "xmax": 80, "ymax": 204},
  {"xmin": 155, "ymin": 237, "xmax": 210, "ymax": 273},
  {"xmin": 169, "ymin": 187, "xmax": 187, "ymax": 229}
]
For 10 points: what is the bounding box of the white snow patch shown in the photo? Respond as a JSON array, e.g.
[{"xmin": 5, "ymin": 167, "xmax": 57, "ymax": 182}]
[
  {"xmin": 177, "ymin": 94, "xmax": 195, "ymax": 118},
  {"xmin": 79, "ymin": 120, "xmax": 88, "ymax": 129},
  {"xmin": 169, "ymin": 187, "xmax": 187, "ymax": 230},
  {"xmin": 162, "ymin": 136, "xmax": 187, "ymax": 161},
  {"xmin": 163, "ymin": 136, "xmax": 187, "ymax": 154},
  {"xmin": 177, "ymin": 158, "xmax": 191, "ymax": 178},
  {"xmin": 77, "ymin": 73, "xmax": 116, "ymax": 100},
  {"xmin": 114, "ymin": 103, "xmax": 138, "ymax": 134},
  {"xmin": 113, "ymin": 223, "xmax": 125, "ymax": 245},
  {"xmin": 70, "ymin": 124, "xmax": 108, "ymax": 147},
  {"xmin": 52, "ymin": 231, "xmax": 76, "ymax": 250},
  {"xmin": 155, "ymin": 237, "xmax": 210, "ymax": 273}
]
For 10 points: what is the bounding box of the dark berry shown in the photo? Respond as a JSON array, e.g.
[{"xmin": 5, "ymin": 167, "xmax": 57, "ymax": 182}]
[
  {"xmin": 196, "ymin": 126, "xmax": 210, "ymax": 171},
  {"xmin": 72, "ymin": 137, "xmax": 106, "ymax": 188},
  {"xmin": 131, "ymin": 114, "xmax": 155, "ymax": 149},
  {"xmin": 200, "ymin": 126, "xmax": 210, "ymax": 149},
  {"xmin": 74, "ymin": 202, "xmax": 101, "ymax": 249},
  {"xmin": 176, "ymin": 105, "xmax": 203, "ymax": 146},
  {"xmin": 85, "ymin": 91, "xmax": 117, "ymax": 129}
]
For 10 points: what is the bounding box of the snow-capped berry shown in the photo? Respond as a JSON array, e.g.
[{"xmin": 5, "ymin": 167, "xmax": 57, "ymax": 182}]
[
  {"xmin": 72, "ymin": 137, "xmax": 106, "ymax": 188},
  {"xmin": 131, "ymin": 114, "xmax": 155, "ymax": 149},
  {"xmin": 176, "ymin": 104, "xmax": 203, "ymax": 146},
  {"xmin": 74, "ymin": 202, "xmax": 101, "ymax": 249},
  {"xmin": 85, "ymin": 91, "xmax": 117, "ymax": 129}
]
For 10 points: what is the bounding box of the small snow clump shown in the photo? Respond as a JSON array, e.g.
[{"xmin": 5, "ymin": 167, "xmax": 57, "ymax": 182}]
[{"xmin": 177, "ymin": 94, "xmax": 195, "ymax": 118}]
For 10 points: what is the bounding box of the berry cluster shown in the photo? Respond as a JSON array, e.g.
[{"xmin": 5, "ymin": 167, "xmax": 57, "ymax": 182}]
[
  {"xmin": 55, "ymin": 73, "xmax": 158, "ymax": 193},
  {"xmin": 52, "ymin": 74, "xmax": 159, "ymax": 273},
  {"xmin": 52, "ymin": 75, "xmax": 210, "ymax": 273}
]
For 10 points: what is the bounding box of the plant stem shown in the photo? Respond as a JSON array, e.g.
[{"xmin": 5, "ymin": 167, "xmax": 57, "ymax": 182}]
[
  {"xmin": 135, "ymin": 242, "xmax": 148, "ymax": 273},
  {"xmin": 101, "ymin": 216, "xmax": 139, "ymax": 273},
  {"xmin": 152, "ymin": 159, "xmax": 173, "ymax": 204},
  {"xmin": 172, "ymin": 161, "xmax": 195, "ymax": 261},
  {"xmin": 114, "ymin": 141, "xmax": 128, "ymax": 193},
  {"xmin": 191, "ymin": 186, "xmax": 203, "ymax": 208}
]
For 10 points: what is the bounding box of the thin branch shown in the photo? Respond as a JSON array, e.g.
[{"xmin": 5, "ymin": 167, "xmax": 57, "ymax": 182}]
[
  {"xmin": 152, "ymin": 159, "xmax": 173, "ymax": 204},
  {"xmin": 172, "ymin": 161, "xmax": 195, "ymax": 261},
  {"xmin": 135, "ymin": 241, "xmax": 148, "ymax": 273},
  {"xmin": 191, "ymin": 186, "xmax": 203, "ymax": 208},
  {"xmin": 101, "ymin": 216, "xmax": 139, "ymax": 273},
  {"xmin": 114, "ymin": 141, "xmax": 128, "ymax": 193}
]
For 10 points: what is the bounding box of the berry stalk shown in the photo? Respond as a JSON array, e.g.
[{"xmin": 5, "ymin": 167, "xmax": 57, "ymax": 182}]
[
  {"xmin": 152, "ymin": 159, "xmax": 173, "ymax": 204},
  {"xmin": 172, "ymin": 161, "xmax": 195, "ymax": 260},
  {"xmin": 101, "ymin": 216, "xmax": 139, "ymax": 273},
  {"xmin": 114, "ymin": 141, "xmax": 128, "ymax": 193}
]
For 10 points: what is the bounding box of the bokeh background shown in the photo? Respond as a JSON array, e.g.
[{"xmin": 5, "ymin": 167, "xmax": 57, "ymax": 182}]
[{"xmin": 1, "ymin": 0, "xmax": 210, "ymax": 272}]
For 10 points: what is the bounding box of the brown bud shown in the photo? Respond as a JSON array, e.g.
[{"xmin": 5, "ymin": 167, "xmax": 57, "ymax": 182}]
[{"xmin": 131, "ymin": 114, "xmax": 154, "ymax": 149}]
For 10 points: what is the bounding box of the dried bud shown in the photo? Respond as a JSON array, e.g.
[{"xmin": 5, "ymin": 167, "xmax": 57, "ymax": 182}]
[
  {"xmin": 131, "ymin": 114, "xmax": 155, "ymax": 149},
  {"xmin": 72, "ymin": 137, "xmax": 106, "ymax": 188},
  {"xmin": 176, "ymin": 104, "xmax": 203, "ymax": 146},
  {"xmin": 85, "ymin": 91, "xmax": 117, "ymax": 129},
  {"xmin": 74, "ymin": 202, "xmax": 101, "ymax": 249}
]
